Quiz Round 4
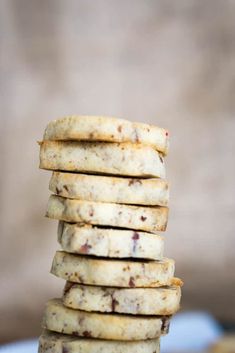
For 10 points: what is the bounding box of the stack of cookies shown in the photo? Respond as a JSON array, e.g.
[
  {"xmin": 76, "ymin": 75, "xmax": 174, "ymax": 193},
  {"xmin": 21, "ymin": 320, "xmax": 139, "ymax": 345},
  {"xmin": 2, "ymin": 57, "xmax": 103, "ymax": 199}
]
[{"xmin": 38, "ymin": 116, "xmax": 182, "ymax": 353}]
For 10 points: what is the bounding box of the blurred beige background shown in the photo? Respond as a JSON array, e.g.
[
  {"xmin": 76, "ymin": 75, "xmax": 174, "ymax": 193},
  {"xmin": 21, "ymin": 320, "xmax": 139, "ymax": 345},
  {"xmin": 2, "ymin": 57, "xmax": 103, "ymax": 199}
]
[{"xmin": 0, "ymin": 0, "xmax": 235, "ymax": 344}]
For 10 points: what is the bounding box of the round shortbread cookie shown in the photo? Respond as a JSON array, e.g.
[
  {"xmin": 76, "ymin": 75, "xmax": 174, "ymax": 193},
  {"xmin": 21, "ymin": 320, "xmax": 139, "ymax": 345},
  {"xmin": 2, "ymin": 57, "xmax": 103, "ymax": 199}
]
[
  {"xmin": 209, "ymin": 336, "xmax": 235, "ymax": 353},
  {"xmin": 42, "ymin": 299, "xmax": 170, "ymax": 340},
  {"xmin": 39, "ymin": 330, "xmax": 160, "ymax": 353},
  {"xmin": 58, "ymin": 222, "xmax": 164, "ymax": 260},
  {"xmin": 46, "ymin": 195, "xmax": 168, "ymax": 233},
  {"xmin": 63, "ymin": 282, "xmax": 181, "ymax": 315},
  {"xmin": 43, "ymin": 115, "xmax": 169, "ymax": 155},
  {"xmin": 39, "ymin": 141, "xmax": 166, "ymax": 178},
  {"xmin": 50, "ymin": 171, "xmax": 169, "ymax": 206},
  {"xmin": 51, "ymin": 251, "xmax": 175, "ymax": 287}
]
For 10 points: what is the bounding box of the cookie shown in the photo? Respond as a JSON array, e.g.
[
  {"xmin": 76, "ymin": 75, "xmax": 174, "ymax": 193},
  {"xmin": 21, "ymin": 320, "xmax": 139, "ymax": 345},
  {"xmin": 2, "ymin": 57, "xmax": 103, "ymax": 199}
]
[
  {"xmin": 39, "ymin": 330, "xmax": 160, "ymax": 353},
  {"xmin": 209, "ymin": 336, "xmax": 235, "ymax": 353},
  {"xmin": 42, "ymin": 299, "xmax": 170, "ymax": 340},
  {"xmin": 46, "ymin": 195, "xmax": 168, "ymax": 233},
  {"xmin": 63, "ymin": 282, "xmax": 181, "ymax": 315},
  {"xmin": 50, "ymin": 171, "xmax": 169, "ymax": 206},
  {"xmin": 39, "ymin": 141, "xmax": 166, "ymax": 178},
  {"xmin": 43, "ymin": 115, "xmax": 169, "ymax": 155},
  {"xmin": 51, "ymin": 251, "xmax": 175, "ymax": 287},
  {"xmin": 58, "ymin": 222, "xmax": 164, "ymax": 260}
]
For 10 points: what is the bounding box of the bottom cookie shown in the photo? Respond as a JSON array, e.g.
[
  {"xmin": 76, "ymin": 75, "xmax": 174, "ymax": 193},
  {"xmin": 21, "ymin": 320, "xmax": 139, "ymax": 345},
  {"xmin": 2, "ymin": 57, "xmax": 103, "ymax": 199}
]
[{"xmin": 39, "ymin": 330, "xmax": 160, "ymax": 353}]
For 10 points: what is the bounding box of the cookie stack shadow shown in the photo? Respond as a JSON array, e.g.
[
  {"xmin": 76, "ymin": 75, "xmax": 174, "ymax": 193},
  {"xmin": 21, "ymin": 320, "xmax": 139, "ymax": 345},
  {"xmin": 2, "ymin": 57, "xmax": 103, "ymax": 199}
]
[{"xmin": 38, "ymin": 116, "xmax": 182, "ymax": 353}]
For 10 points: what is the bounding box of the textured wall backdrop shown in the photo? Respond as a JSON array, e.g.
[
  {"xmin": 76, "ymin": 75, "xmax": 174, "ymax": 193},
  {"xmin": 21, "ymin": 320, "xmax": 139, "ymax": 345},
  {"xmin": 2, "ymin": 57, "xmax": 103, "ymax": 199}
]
[{"xmin": 0, "ymin": 0, "xmax": 235, "ymax": 343}]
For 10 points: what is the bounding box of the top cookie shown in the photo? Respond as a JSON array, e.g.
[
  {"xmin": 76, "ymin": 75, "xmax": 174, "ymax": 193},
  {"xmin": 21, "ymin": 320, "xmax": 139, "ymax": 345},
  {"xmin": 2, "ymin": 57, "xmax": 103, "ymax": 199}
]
[{"xmin": 43, "ymin": 116, "xmax": 169, "ymax": 155}]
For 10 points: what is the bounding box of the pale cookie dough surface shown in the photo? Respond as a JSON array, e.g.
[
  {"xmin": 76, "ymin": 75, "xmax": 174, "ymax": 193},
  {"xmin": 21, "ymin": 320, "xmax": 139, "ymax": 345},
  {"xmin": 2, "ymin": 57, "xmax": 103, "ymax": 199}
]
[
  {"xmin": 46, "ymin": 195, "xmax": 168, "ymax": 233},
  {"xmin": 63, "ymin": 282, "xmax": 181, "ymax": 315},
  {"xmin": 43, "ymin": 115, "xmax": 169, "ymax": 155},
  {"xmin": 39, "ymin": 330, "xmax": 160, "ymax": 353},
  {"xmin": 39, "ymin": 141, "xmax": 166, "ymax": 178},
  {"xmin": 42, "ymin": 299, "xmax": 170, "ymax": 340},
  {"xmin": 50, "ymin": 171, "xmax": 169, "ymax": 206},
  {"xmin": 58, "ymin": 222, "xmax": 164, "ymax": 260},
  {"xmin": 51, "ymin": 251, "xmax": 175, "ymax": 287}
]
